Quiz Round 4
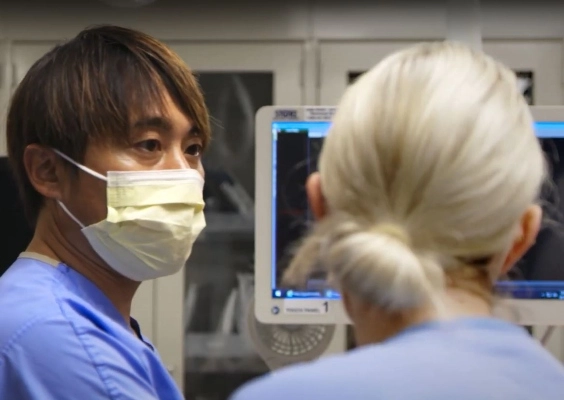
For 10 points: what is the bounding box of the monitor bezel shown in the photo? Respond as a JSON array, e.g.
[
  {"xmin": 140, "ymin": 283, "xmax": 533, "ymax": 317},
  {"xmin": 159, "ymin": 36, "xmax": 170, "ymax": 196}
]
[{"xmin": 254, "ymin": 105, "xmax": 564, "ymax": 325}]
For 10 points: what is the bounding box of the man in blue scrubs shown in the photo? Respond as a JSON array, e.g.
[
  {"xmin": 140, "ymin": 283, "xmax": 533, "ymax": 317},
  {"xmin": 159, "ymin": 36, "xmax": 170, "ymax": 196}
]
[{"xmin": 0, "ymin": 25, "xmax": 209, "ymax": 399}]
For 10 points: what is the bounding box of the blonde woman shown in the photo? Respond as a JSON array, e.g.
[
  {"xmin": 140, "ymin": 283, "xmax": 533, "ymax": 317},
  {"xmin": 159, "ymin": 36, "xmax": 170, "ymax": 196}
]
[{"xmin": 231, "ymin": 42, "xmax": 564, "ymax": 399}]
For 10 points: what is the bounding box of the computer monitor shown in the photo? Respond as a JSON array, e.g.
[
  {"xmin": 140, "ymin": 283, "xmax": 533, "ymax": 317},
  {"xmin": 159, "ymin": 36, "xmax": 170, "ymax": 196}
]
[{"xmin": 254, "ymin": 105, "xmax": 564, "ymax": 325}]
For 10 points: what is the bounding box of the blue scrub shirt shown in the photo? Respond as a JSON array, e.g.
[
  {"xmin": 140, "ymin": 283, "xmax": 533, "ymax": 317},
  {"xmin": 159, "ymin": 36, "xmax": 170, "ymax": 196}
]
[
  {"xmin": 231, "ymin": 313, "xmax": 564, "ymax": 399},
  {"xmin": 0, "ymin": 253, "xmax": 184, "ymax": 399}
]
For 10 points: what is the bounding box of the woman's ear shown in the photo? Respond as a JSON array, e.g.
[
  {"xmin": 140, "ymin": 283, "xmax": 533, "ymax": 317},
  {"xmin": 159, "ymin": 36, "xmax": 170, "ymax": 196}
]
[
  {"xmin": 501, "ymin": 204, "xmax": 542, "ymax": 275},
  {"xmin": 306, "ymin": 172, "xmax": 327, "ymax": 221}
]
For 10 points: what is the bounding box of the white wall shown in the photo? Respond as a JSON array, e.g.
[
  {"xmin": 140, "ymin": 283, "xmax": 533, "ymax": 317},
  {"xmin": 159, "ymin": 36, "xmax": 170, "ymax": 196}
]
[
  {"xmin": 2, "ymin": 0, "xmax": 564, "ymax": 41},
  {"xmin": 2, "ymin": 1, "xmax": 564, "ymax": 106}
]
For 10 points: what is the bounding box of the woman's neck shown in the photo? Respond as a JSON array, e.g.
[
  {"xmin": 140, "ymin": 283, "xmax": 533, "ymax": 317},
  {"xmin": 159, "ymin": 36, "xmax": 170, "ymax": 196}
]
[
  {"xmin": 351, "ymin": 288, "xmax": 491, "ymax": 347},
  {"xmin": 442, "ymin": 286, "xmax": 492, "ymax": 319}
]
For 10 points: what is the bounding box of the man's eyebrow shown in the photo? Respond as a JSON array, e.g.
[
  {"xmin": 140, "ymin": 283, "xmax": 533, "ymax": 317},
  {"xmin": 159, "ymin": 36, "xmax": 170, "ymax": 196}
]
[
  {"xmin": 133, "ymin": 116, "xmax": 173, "ymax": 132},
  {"xmin": 188, "ymin": 126, "xmax": 201, "ymax": 138},
  {"xmin": 132, "ymin": 115, "xmax": 202, "ymax": 140}
]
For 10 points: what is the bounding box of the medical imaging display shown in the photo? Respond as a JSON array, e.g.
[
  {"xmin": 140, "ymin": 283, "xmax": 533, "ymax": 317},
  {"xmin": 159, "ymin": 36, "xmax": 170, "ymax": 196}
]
[
  {"xmin": 271, "ymin": 121, "xmax": 564, "ymax": 300},
  {"xmin": 272, "ymin": 122, "xmax": 332, "ymax": 299},
  {"xmin": 500, "ymin": 135, "xmax": 564, "ymax": 299}
]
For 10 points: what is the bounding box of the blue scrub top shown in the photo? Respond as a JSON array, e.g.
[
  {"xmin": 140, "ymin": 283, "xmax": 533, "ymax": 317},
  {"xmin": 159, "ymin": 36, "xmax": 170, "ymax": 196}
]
[
  {"xmin": 231, "ymin": 317, "xmax": 564, "ymax": 400},
  {"xmin": 0, "ymin": 253, "xmax": 184, "ymax": 400}
]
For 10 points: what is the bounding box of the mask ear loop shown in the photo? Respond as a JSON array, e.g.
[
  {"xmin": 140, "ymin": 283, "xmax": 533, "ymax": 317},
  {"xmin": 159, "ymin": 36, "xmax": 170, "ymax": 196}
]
[
  {"xmin": 57, "ymin": 201, "xmax": 86, "ymax": 229},
  {"xmin": 52, "ymin": 149, "xmax": 107, "ymax": 182},
  {"xmin": 52, "ymin": 149, "xmax": 103, "ymax": 229}
]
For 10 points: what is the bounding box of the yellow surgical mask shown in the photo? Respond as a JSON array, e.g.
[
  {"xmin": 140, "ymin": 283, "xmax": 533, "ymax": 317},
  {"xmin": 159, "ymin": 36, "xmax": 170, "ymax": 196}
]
[{"xmin": 54, "ymin": 150, "xmax": 206, "ymax": 281}]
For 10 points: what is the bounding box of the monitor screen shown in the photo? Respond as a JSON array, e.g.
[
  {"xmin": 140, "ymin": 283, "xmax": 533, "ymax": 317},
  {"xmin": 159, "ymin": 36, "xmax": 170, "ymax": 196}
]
[{"xmin": 270, "ymin": 120, "xmax": 564, "ymax": 301}]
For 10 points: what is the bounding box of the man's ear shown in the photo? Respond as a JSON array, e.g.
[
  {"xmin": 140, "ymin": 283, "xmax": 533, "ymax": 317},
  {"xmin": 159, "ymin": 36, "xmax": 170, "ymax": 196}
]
[
  {"xmin": 23, "ymin": 144, "xmax": 64, "ymax": 201},
  {"xmin": 306, "ymin": 172, "xmax": 327, "ymax": 221},
  {"xmin": 501, "ymin": 204, "xmax": 542, "ymax": 275}
]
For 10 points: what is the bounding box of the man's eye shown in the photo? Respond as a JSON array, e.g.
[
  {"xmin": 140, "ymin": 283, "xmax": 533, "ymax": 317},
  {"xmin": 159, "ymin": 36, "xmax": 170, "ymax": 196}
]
[
  {"xmin": 186, "ymin": 144, "xmax": 203, "ymax": 157},
  {"xmin": 136, "ymin": 139, "xmax": 161, "ymax": 152}
]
